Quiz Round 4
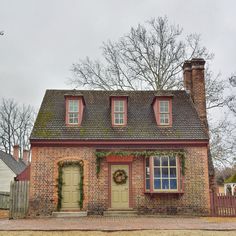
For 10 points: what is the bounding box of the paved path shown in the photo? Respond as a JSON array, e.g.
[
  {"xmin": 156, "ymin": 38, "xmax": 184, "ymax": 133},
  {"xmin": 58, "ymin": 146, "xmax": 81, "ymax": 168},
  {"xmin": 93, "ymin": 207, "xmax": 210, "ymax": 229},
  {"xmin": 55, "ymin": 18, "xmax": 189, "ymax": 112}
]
[{"xmin": 0, "ymin": 216, "xmax": 236, "ymax": 231}]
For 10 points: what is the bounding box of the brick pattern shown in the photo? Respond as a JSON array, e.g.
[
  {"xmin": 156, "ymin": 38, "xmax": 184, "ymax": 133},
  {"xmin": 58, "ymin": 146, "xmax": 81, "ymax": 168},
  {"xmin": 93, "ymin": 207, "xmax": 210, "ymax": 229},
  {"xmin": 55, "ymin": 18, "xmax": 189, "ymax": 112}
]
[
  {"xmin": 131, "ymin": 147, "xmax": 210, "ymax": 215},
  {"xmin": 29, "ymin": 146, "xmax": 210, "ymax": 216}
]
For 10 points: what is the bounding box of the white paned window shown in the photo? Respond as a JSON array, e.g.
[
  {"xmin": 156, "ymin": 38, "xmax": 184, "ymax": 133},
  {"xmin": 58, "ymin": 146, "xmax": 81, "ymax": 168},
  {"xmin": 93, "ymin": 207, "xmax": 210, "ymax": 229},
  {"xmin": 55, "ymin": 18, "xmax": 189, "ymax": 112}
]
[
  {"xmin": 114, "ymin": 100, "xmax": 125, "ymax": 125},
  {"xmin": 68, "ymin": 100, "xmax": 79, "ymax": 124},
  {"xmin": 159, "ymin": 101, "xmax": 169, "ymax": 125},
  {"xmin": 145, "ymin": 156, "xmax": 178, "ymax": 192}
]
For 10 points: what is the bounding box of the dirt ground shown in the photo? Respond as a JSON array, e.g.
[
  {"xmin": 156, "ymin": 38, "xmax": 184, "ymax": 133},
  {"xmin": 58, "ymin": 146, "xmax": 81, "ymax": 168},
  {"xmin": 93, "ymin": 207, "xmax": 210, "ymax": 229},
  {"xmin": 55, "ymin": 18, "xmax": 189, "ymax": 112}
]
[{"xmin": 0, "ymin": 230, "xmax": 236, "ymax": 236}]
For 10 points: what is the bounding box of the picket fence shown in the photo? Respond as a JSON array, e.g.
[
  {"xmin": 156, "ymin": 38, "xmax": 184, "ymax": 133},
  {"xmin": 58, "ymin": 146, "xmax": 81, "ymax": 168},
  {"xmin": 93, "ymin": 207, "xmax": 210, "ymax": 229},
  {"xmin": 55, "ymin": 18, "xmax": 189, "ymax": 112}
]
[
  {"xmin": 9, "ymin": 181, "xmax": 30, "ymax": 219},
  {"xmin": 210, "ymin": 192, "xmax": 236, "ymax": 216}
]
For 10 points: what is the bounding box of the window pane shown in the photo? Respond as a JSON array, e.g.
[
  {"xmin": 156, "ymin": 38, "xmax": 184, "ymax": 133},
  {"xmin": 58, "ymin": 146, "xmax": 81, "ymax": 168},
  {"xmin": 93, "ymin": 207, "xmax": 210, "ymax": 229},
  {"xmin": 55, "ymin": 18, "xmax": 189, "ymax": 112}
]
[
  {"xmin": 169, "ymin": 156, "xmax": 176, "ymax": 166},
  {"xmin": 170, "ymin": 168, "xmax": 176, "ymax": 177},
  {"xmin": 160, "ymin": 101, "xmax": 169, "ymax": 113},
  {"xmin": 146, "ymin": 158, "xmax": 149, "ymax": 167},
  {"xmin": 162, "ymin": 179, "xmax": 169, "ymax": 189},
  {"xmin": 146, "ymin": 167, "xmax": 150, "ymax": 178},
  {"xmin": 154, "ymin": 168, "xmax": 160, "ymax": 177},
  {"xmin": 162, "ymin": 168, "xmax": 168, "ymax": 178},
  {"xmin": 154, "ymin": 157, "xmax": 160, "ymax": 166},
  {"xmin": 170, "ymin": 179, "xmax": 177, "ymax": 189},
  {"xmin": 160, "ymin": 113, "xmax": 169, "ymax": 124},
  {"xmin": 114, "ymin": 113, "xmax": 124, "ymax": 124},
  {"xmin": 161, "ymin": 156, "xmax": 168, "ymax": 166},
  {"xmin": 154, "ymin": 179, "xmax": 161, "ymax": 189},
  {"xmin": 69, "ymin": 100, "xmax": 79, "ymax": 112},
  {"xmin": 69, "ymin": 113, "xmax": 78, "ymax": 124},
  {"xmin": 146, "ymin": 179, "xmax": 150, "ymax": 190},
  {"xmin": 114, "ymin": 100, "xmax": 124, "ymax": 112}
]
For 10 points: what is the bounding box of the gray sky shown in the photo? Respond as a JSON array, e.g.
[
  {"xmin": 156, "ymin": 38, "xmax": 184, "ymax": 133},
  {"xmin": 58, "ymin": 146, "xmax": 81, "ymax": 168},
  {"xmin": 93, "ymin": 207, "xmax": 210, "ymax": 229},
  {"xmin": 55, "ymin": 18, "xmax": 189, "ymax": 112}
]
[{"xmin": 0, "ymin": 0, "xmax": 236, "ymax": 110}]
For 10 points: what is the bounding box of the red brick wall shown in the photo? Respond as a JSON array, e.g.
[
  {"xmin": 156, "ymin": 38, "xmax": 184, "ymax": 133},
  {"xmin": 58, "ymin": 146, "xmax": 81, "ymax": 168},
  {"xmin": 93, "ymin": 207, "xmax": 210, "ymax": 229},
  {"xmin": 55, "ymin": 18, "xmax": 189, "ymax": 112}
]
[
  {"xmin": 29, "ymin": 145, "xmax": 210, "ymax": 216},
  {"xmin": 131, "ymin": 146, "xmax": 210, "ymax": 215}
]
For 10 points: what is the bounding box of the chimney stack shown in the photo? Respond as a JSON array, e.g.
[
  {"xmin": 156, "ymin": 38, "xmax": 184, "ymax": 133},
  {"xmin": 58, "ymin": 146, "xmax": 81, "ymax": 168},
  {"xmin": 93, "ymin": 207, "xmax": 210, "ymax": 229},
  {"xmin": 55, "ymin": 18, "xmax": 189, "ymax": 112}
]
[
  {"xmin": 13, "ymin": 144, "xmax": 19, "ymax": 161},
  {"xmin": 23, "ymin": 149, "xmax": 30, "ymax": 165},
  {"xmin": 183, "ymin": 58, "xmax": 208, "ymax": 128},
  {"xmin": 183, "ymin": 60, "xmax": 192, "ymax": 92}
]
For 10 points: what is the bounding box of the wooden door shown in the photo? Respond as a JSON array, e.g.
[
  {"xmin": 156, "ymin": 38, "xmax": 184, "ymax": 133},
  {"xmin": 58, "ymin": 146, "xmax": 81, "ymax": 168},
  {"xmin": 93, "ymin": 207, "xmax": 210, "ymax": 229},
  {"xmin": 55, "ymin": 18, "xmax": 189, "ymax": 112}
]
[
  {"xmin": 111, "ymin": 165, "xmax": 129, "ymax": 209},
  {"xmin": 61, "ymin": 165, "xmax": 80, "ymax": 210}
]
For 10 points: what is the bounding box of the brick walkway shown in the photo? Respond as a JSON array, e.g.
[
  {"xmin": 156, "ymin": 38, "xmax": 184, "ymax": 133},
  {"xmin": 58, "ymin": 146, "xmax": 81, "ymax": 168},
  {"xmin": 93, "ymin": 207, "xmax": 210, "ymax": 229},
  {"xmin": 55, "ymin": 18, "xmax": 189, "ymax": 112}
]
[{"xmin": 0, "ymin": 216, "xmax": 236, "ymax": 231}]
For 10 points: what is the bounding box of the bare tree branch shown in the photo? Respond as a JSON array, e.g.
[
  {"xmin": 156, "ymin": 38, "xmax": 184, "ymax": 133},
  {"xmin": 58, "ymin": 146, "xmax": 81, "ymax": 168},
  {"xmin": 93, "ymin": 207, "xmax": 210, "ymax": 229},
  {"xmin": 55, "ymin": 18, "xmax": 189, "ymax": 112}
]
[{"xmin": 0, "ymin": 98, "xmax": 35, "ymax": 158}]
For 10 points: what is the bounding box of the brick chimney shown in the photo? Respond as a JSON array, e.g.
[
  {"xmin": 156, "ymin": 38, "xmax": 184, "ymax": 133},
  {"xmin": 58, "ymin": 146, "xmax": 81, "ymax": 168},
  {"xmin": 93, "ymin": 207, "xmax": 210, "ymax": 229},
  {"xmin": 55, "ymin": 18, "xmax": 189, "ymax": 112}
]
[
  {"xmin": 183, "ymin": 58, "xmax": 208, "ymax": 128},
  {"xmin": 23, "ymin": 149, "xmax": 30, "ymax": 165},
  {"xmin": 13, "ymin": 144, "xmax": 19, "ymax": 161},
  {"xmin": 183, "ymin": 60, "xmax": 192, "ymax": 92}
]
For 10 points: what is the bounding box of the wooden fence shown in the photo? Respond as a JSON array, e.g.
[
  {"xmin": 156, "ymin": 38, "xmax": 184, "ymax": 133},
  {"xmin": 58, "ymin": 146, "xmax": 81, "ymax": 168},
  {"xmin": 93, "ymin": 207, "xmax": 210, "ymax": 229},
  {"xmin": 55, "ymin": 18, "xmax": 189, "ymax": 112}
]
[
  {"xmin": 0, "ymin": 192, "xmax": 10, "ymax": 209},
  {"xmin": 210, "ymin": 192, "xmax": 236, "ymax": 216},
  {"xmin": 9, "ymin": 181, "xmax": 30, "ymax": 219}
]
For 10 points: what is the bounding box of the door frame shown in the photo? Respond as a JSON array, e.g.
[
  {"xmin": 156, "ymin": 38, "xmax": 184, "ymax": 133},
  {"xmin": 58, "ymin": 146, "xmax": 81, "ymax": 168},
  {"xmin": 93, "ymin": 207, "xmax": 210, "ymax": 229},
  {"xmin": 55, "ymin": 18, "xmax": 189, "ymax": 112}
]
[
  {"xmin": 108, "ymin": 162, "xmax": 132, "ymax": 209},
  {"xmin": 61, "ymin": 164, "xmax": 81, "ymax": 210}
]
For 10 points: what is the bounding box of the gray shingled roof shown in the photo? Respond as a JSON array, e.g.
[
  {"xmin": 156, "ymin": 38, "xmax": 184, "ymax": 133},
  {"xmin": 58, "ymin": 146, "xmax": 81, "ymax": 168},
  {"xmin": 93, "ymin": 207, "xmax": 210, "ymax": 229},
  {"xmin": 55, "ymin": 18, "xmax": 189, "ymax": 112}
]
[
  {"xmin": 0, "ymin": 150, "xmax": 26, "ymax": 175},
  {"xmin": 30, "ymin": 90, "xmax": 208, "ymax": 141}
]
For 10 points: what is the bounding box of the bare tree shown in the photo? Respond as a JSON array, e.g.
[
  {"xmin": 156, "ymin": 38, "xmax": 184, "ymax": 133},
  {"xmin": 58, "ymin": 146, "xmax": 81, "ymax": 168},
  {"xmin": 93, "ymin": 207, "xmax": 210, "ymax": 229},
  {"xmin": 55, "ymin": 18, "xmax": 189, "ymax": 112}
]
[
  {"xmin": 71, "ymin": 17, "xmax": 213, "ymax": 91},
  {"xmin": 70, "ymin": 16, "xmax": 235, "ymax": 167},
  {"xmin": 70, "ymin": 17, "xmax": 234, "ymax": 111},
  {"xmin": 0, "ymin": 98, "xmax": 35, "ymax": 158},
  {"xmin": 227, "ymin": 75, "xmax": 236, "ymax": 114},
  {"xmin": 209, "ymin": 118, "xmax": 236, "ymax": 169}
]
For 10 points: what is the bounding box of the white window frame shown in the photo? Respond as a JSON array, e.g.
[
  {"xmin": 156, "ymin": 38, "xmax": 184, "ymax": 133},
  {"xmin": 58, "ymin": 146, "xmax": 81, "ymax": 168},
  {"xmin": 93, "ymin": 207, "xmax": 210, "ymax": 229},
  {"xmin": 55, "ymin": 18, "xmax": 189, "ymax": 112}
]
[
  {"xmin": 113, "ymin": 100, "xmax": 125, "ymax": 125},
  {"xmin": 159, "ymin": 101, "xmax": 170, "ymax": 125},
  {"xmin": 68, "ymin": 100, "xmax": 79, "ymax": 124},
  {"xmin": 145, "ymin": 156, "xmax": 179, "ymax": 192}
]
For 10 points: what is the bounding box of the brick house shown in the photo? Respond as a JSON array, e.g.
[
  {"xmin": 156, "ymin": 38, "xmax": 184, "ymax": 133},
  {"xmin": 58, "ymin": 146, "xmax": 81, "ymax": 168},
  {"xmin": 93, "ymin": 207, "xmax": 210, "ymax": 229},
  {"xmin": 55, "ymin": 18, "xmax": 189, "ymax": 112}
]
[{"xmin": 29, "ymin": 58, "xmax": 213, "ymax": 216}]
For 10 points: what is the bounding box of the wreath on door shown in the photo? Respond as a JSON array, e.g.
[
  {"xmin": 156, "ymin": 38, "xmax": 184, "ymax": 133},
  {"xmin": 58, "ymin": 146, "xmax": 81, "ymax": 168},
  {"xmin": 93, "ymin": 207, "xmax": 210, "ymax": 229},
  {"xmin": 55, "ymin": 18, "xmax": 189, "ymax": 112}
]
[{"xmin": 113, "ymin": 169, "xmax": 128, "ymax": 185}]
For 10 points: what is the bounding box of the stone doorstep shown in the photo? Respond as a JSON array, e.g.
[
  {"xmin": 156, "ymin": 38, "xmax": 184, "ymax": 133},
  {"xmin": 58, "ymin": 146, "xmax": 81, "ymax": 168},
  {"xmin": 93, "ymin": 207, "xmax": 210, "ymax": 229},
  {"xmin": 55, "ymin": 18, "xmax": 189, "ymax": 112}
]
[
  {"xmin": 52, "ymin": 211, "xmax": 88, "ymax": 218},
  {"xmin": 103, "ymin": 209, "xmax": 138, "ymax": 217}
]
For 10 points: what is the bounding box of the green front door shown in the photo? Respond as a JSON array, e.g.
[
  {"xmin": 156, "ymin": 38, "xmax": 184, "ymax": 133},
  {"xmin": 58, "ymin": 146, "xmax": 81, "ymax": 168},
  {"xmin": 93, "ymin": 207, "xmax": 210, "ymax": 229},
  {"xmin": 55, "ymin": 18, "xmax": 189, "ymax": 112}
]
[{"xmin": 61, "ymin": 165, "xmax": 80, "ymax": 210}]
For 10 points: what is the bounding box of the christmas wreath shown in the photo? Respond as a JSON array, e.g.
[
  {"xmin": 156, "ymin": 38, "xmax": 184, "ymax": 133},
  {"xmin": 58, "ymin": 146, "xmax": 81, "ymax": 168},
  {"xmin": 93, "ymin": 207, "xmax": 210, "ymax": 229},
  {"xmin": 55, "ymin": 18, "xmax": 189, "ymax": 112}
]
[{"xmin": 113, "ymin": 169, "xmax": 128, "ymax": 184}]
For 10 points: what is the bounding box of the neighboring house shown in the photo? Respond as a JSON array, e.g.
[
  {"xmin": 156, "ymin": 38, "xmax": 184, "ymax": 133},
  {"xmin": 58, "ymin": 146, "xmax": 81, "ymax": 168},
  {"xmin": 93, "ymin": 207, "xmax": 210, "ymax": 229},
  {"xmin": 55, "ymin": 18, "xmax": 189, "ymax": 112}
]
[
  {"xmin": 15, "ymin": 164, "xmax": 30, "ymax": 181},
  {"xmin": 30, "ymin": 58, "xmax": 213, "ymax": 216},
  {"xmin": 224, "ymin": 174, "xmax": 236, "ymax": 196},
  {"xmin": 0, "ymin": 147, "xmax": 26, "ymax": 192}
]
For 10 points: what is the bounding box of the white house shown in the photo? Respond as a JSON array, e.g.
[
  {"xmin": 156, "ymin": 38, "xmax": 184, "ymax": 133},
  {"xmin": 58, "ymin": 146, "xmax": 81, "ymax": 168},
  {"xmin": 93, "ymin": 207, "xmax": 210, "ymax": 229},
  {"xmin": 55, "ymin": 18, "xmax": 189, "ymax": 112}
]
[{"xmin": 0, "ymin": 148, "xmax": 26, "ymax": 192}]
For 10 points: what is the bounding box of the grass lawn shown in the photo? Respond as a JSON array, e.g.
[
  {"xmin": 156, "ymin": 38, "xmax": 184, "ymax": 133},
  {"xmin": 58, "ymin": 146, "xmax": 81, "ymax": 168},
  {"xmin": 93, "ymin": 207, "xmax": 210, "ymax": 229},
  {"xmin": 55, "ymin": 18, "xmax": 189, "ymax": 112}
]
[{"xmin": 0, "ymin": 231, "xmax": 236, "ymax": 236}]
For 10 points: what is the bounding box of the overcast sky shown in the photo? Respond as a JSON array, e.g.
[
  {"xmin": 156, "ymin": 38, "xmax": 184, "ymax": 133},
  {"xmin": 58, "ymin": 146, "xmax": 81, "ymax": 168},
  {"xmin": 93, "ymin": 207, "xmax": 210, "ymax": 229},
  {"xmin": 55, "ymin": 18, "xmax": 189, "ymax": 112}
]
[{"xmin": 0, "ymin": 0, "xmax": 235, "ymax": 110}]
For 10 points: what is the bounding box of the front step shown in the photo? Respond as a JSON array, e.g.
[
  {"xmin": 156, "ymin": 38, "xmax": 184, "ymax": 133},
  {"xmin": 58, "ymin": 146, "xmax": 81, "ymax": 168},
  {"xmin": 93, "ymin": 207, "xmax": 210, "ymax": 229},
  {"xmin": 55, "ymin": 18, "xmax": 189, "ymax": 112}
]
[
  {"xmin": 52, "ymin": 211, "xmax": 87, "ymax": 218},
  {"xmin": 103, "ymin": 209, "xmax": 138, "ymax": 217}
]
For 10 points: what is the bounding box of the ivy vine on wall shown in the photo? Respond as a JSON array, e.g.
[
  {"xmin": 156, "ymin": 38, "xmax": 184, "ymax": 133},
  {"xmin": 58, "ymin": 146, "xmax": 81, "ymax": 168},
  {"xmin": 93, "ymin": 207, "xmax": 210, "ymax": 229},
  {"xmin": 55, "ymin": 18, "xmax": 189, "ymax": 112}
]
[
  {"xmin": 95, "ymin": 150, "xmax": 186, "ymax": 176},
  {"xmin": 57, "ymin": 160, "xmax": 84, "ymax": 211}
]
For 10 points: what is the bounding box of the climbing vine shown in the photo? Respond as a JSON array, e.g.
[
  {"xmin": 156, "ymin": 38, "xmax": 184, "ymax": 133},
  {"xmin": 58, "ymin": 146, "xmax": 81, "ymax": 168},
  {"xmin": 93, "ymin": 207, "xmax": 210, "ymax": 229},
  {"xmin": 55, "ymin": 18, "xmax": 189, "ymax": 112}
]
[
  {"xmin": 57, "ymin": 160, "xmax": 84, "ymax": 211},
  {"xmin": 95, "ymin": 150, "xmax": 186, "ymax": 176}
]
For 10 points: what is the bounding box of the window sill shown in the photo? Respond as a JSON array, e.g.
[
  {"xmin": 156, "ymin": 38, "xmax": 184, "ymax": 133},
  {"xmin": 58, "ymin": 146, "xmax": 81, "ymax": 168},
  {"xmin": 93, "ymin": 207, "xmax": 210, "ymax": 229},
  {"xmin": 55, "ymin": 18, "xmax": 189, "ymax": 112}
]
[
  {"xmin": 66, "ymin": 123, "xmax": 81, "ymax": 127},
  {"xmin": 144, "ymin": 191, "xmax": 184, "ymax": 194}
]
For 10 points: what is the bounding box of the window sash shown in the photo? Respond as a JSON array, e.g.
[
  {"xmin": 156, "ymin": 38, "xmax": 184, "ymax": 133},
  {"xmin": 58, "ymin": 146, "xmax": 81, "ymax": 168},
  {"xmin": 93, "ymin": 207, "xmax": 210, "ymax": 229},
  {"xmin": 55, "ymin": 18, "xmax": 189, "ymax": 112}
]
[
  {"xmin": 68, "ymin": 100, "xmax": 79, "ymax": 124},
  {"xmin": 69, "ymin": 100, "xmax": 79, "ymax": 112},
  {"xmin": 114, "ymin": 100, "xmax": 124, "ymax": 112},
  {"xmin": 145, "ymin": 156, "xmax": 178, "ymax": 192},
  {"xmin": 159, "ymin": 101, "xmax": 170, "ymax": 125},
  {"xmin": 113, "ymin": 100, "xmax": 125, "ymax": 125}
]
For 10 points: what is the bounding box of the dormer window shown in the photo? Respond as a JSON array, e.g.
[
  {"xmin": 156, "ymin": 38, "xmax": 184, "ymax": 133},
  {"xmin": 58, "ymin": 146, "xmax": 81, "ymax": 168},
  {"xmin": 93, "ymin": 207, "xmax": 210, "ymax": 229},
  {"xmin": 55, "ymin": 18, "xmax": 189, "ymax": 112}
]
[
  {"xmin": 114, "ymin": 100, "xmax": 125, "ymax": 125},
  {"xmin": 68, "ymin": 100, "xmax": 79, "ymax": 124},
  {"xmin": 111, "ymin": 97, "xmax": 127, "ymax": 126},
  {"xmin": 159, "ymin": 101, "xmax": 170, "ymax": 125},
  {"xmin": 153, "ymin": 96, "xmax": 172, "ymax": 127},
  {"xmin": 65, "ymin": 95, "xmax": 85, "ymax": 126}
]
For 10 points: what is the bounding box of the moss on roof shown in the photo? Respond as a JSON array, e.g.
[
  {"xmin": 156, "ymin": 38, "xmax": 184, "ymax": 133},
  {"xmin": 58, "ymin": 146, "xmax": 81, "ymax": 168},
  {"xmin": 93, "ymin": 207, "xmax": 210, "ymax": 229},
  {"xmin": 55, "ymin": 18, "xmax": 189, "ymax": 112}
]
[{"xmin": 224, "ymin": 173, "xmax": 236, "ymax": 183}]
